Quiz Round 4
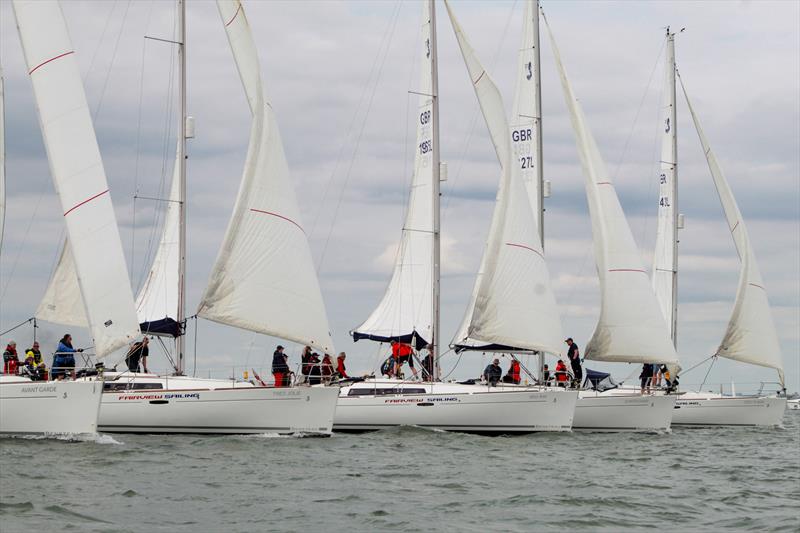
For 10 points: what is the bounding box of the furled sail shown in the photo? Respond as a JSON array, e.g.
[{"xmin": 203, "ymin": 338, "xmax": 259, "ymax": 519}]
[
  {"xmin": 680, "ymin": 79, "xmax": 783, "ymax": 380},
  {"xmin": 447, "ymin": 1, "xmax": 563, "ymax": 355},
  {"xmin": 14, "ymin": 0, "xmax": 140, "ymax": 357},
  {"xmin": 135, "ymin": 142, "xmax": 182, "ymax": 337},
  {"xmin": 652, "ymin": 35, "xmax": 678, "ymax": 340},
  {"xmin": 35, "ymin": 240, "xmax": 88, "ymax": 328},
  {"xmin": 197, "ymin": 0, "xmax": 334, "ymax": 354},
  {"xmin": 544, "ymin": 15, "xmax": 679, "ymax": 365},
  {"xmin": 352, "ymin": 0, "xmax": 435, "ymax": 350}
]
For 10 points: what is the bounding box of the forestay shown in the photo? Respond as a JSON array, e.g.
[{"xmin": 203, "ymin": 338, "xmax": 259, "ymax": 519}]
[
  {"xmin": 447, "ymin": 1, "xmax": 562, "ymax": 355},
  {"xmin": 681, "ymin": 79, "xmax": 783, "ymax": 380},
  {"xmin": 15, "ymin": 0, "xmax": 139, "ymax": 357},
  {"xmin": 352, "ymin": 0, "xmax": 435, "ymax": 350},
  {"xmin": 652, "ymin": 35, "xmax": 678, "ymax": 340},
  {"xmin": 544, "ymin": 15, "xmax": 678, "ymax": 365},
  {"xmin": 197, "ymin": 0, "xmax": 334, "ymax": 354},
  {"xmin": 135, "ymin": 142, "xmax": 182, "ymax": 337}
]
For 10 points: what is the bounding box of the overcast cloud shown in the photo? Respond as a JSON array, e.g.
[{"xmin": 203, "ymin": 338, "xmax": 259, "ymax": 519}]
[{"xmin": 1, "ymin": 0, "xmax": 798, "ymax": 393}]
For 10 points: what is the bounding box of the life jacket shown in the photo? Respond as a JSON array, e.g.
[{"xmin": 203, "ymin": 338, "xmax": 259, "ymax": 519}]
[
  {"xmin": 380, "ymin": 357, "xmax": 393, "ymax": 376},
  {"xmin": 509, "ymin": 361, "xmax": 521, "ymax": 383},
  {"xmin": 336, "ymin": 358, "xmax": 348, "ymax": 378},
  {"xmin": 3, "ymin": 346, "xmax": 18, "ymax": 374},
  {"xmin": 555, "ymin": 362, "xmax": 568, "ymax": 382},
  {"xmin": 392, "ymin": 343, "xmax": 412, "ymax": 359}
]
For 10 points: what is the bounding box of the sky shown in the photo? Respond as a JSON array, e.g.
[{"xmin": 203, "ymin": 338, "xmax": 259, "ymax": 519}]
[{"xmin": 0, "ymin": 0, "xmax": 798, "ymax": 394}]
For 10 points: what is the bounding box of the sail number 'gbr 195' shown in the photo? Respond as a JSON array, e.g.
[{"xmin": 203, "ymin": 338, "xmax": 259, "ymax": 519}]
[{"xmin": 419, "ymin": 107, "xmax": 433, "ymax": 158}]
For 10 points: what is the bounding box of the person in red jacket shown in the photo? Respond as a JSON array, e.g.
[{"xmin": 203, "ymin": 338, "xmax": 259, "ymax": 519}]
[
  {"xmin": 502, "ymin": 358, "xmax": 521, "ymax": 384},
  {"xmin": 390, "ymin": 340, "xmax": 417, "ymax": 378},
  {"xmin": 555, "ymin": 359, "xmax": 569, "ymax": 387},
  {"xmin": 3, "ymin": 341, "xmax": 19, "ymax": 375},
  {"xmin": 336, "ymin": 352, "xmax": 349, "ymax": 379}
]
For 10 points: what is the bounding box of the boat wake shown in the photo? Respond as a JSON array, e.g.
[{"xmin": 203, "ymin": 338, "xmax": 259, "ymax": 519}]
[{"xmin": 9, "ymin": 432, "xmax": 124, "ymax": 445}]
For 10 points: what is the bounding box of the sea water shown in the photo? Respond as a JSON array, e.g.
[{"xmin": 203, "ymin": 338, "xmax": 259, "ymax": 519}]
[{"xmin": 1, "ymin": 413, "xmax": 798, "ymax": 532}]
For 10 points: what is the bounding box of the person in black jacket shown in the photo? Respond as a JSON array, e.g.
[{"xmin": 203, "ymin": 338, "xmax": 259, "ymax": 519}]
[
  {"xmin": 125, "ymin": 337, "xmax": 150, "ymax": 373},
  {"xmin": 565, "ymin": 338, "xmax": 582, "ymax": 386},
  {"xmin": 483, "ymin": 359, "xmax": 502, "ymax": 386},
  {"xmin": 272, "ymin": 345, "xmax": 290, "ymax": 387}
]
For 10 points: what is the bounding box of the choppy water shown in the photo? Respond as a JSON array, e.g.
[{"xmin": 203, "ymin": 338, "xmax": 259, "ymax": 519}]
[{"xmin": 1, "ymin": 413, "xmax": 798, "ymax": 532}]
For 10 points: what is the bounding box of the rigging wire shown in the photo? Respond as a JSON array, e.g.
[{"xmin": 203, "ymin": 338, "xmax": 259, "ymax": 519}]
[{"xmin": 313, "ymin": 0, "xmax": 403, "ymax": 273}]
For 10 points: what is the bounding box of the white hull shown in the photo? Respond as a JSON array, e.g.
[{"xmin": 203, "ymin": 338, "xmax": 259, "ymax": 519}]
[
  {"xmin": 334, "ymin": 379, "xmax": 578, "ymax": 433},
  {"xmin": 672, "ymin": 392, "xmax": 786, "ymax": 426},
  {"xmin": 574, "ymin": 390, "xmax": 676, "ymax": 431},
  {"xmin": 0, "ymin": 376, "xmax": 102, "ymax": 435},
  {"xmin": 91, "ymin": 373, "xmax": 339, "ymax": 435}
]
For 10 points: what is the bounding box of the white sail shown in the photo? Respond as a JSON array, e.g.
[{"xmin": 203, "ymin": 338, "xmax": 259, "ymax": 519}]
[
  {"xmin": 14, "ymin": 0, "xmax": 139, "ymax": 358},
  {"xmin": 35, "ymin": 240, "xmax": 88, "ymax": 328},
  {"xmin": 511, "ymin": 0, "xmax": 541, "ymax": 220},
  {"xmin": 0, "ymin": 68, "xmax": 5, "ymax": 254},
  {"xmin": 681, "ymin": 80, "xmax": 783, "ymax": 378},
  {"xmin": 447, "ymin": 1, "xmax": 563, "ymax": 355},
  {"xmin": 135, "ymin": 142, "xmax": 182, "ymax": 337},
  {"xmin": 197, "ymin": 0, "xmax": 334, "ymax": 354},
  {"xmin": 652, "ymin": 34, "xmax": 678, "ymax": 340},
  {"xmin": 544, "ymin": 16, "xmax": 679, "ymax": 365},
  {"xmin": 352, "ymin": 0, "xmax": 435, "ymax": 349}
]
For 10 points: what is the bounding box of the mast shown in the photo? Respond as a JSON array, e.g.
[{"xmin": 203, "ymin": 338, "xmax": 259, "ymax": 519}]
[
  {"xmin": 532, "ymin": 0, "xmax": 545, "ymax": 379},
  {"xmin": 176, "ymin": 0, "xmax": 187, "ymax": 374},
  {"xmin": 666, "ymin": 28, "xmax": 678, "ymax": 348},
  {"xmin": 430, "ymin": 0, "xmax": 442, "ymax": 381}
]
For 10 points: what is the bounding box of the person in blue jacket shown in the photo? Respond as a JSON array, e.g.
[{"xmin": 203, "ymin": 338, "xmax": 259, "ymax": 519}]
[{"xmin": 52, "ymin": 334, "xmax": 82, "ymax": 380}]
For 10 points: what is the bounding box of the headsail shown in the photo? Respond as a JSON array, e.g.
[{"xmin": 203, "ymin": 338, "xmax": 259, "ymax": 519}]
[
  {"xmin": 447, "ymin": 1, "xmax": 563, "ymax": 355},
  {"xmin": 351, "ymin": 0, "xmax": 435, "ymax": 350},
  {"xmin": 680, "ymin": 78, "xmax": 783, "ymax": 381},
  {"xmin": 197, "ymin": 0, "xmax": 334, "ymax": 354},
  {"xmin": 35, "ymin": 240, "xmax": 88, "ymax": 328},
  {"xmin": 14, "ymin": 0, "xmax": 139, "ymax": 357},
  {"xmin": 135, "ymin": 142, "xmax": 183, "ymax": 337},
  {"xmin": 544, "ymin": 14, "xmax": 679, "ymax": 365},
  {"xmin": 652, "ymin": 32, "xmax": 678, "ymax": 341}
]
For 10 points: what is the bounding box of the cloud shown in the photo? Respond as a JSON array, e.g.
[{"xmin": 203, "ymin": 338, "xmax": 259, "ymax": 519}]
[{"xmin": 1, "ymin": 0, "xmax": 797, "ymax": 391}]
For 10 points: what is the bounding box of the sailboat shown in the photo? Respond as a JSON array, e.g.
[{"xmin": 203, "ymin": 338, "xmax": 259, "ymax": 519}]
[
  {"xmin": 31, "ymin": 0, "xmax": 339, "ymax": 434},
  {"xmin": 543, "ymin": 12, "xmax": 679, "ymax": 431},
  {"xmin": 1, "ymin": 0, "xmax": 127, "ymax": 435},
  {"xmin": 654, "ymin": 30, "xmax": 786, "ymax": 425},
  {"xmin": 334, "ymin": 0, "xmax": 578, "ymax": 434}
]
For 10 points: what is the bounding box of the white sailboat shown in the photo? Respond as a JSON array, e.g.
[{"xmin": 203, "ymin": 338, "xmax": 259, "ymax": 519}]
[
  {"xmin": 1, "ymin": 0, "xmax": 134, "ymax": 435},
  {"xmin": 335, "ymin": 0, "xmax": 578, "ymax": 434},
  {"xmin": 31, "ymin": 0, "xmax": 339, "ymax": 434},
  {"xmin": 656, "ymin": 35, "xmax": 786, "ymax": 425},
  {"xmin": 544, "ymin": 13, "xmax": 678, "ymax": 431}
]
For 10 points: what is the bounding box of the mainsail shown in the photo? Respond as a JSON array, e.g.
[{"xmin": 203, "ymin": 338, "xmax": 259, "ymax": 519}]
[
  {"xmin": 545, "ymin": 15, "xmax": 679, "ymax": 365},
  {"xmin": 134, "ymin": 142, "xmax": 183, "ymax": 337},
  {"xmin": 447, "ymin": 1, "xmax": 563, "ymax": 355},
  {"xmin": 0, "ymin": 68, "xmax": 5, "ymax": 254},
  {"xmin": 197, "ymin": 0, "xmax": 334, "ymax": 354},
  {"xmin": 680, "ymin": 79, "xmax": 784, "ymax": 381},
  {"xmin": 14, "ymin": 0, "xmax": 140, "ymax": 357},
  {"xmin": 352, "ymin": 0, "xmax": 435, "ymax": 349},
  {"xmin": 652, "ymin": 32, "xmax": 678, "ymax": 341}
]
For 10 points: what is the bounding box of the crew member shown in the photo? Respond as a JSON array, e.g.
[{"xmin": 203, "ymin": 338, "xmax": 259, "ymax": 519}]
[
  {"xmin": 272, "ymin": 345, "xmax": 290, "ymax": 387},
  {"xmin": 640, "ymin": 363, "xmax": 654, "ymax": 394},
  {"xmin": 502, "ymin": 358, "xmax": 521, "ymax": 384},
  {"xmin": 543, "ymin": 364, "xmax": 551, "ymax": 384},
  {"xmin": 483, "ymin": 359, "xmax": 502, "ymax": 386},
  {"xmin": 320, "ymin": 353, "xmax": 334, "ymax": 383},
  {"xmin": 3, "ymin": 341, "xmax": 19, "ymax": 374},
  {"xmin": 566, "ymin": 338, "xmax": 582, "ymax": 386},
  {"xmin": 125, "ymin": 337, "xmax": 150, "ymax": 373},
  {"xmin": 421, "ymin": 345, "xmax": 434, "ymax": 382},
  {"xmin": 390, "ymin": 340, "xmax": 417, "ymax": 378},
  {"xmin": 336, "ymin": 352, "xmax": 349, "ymax": 379},
  {"xmin": 25, "ymin": 341, "xmax": 43, "ymax": 367},
  {"xmin": 53, "ymin": 334, "xmax": 82, "ymax": 380},
  {"xmin": 555, "ymin": 359, "xmax": 569, "ymax": 387}
]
